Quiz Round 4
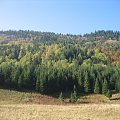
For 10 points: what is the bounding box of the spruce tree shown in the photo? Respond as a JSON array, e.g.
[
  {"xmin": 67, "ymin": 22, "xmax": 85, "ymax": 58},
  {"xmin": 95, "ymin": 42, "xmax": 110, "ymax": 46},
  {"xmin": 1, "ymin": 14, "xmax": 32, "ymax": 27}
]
[
  {"xmin": 78, "ymin": 74, "xmax": 84, "ymax": 92},
  {"xmin": 94, "ymin": 79, "xmax": 101, "ymax": 94},
  {"xmin": 115, "ymin": 77, "xmax": 120, "ymax": 92},
  {"xmin": 36, "ymin": 78, "xmax": 40, "ymax": 91},
  {"xmin": 70, "ymin": 92, "xmax": 74, "ymax": 103},
  {"xmin": 106, "ymin": 90, "xmax": 112, "ymax": 99},
  {"xmin": 69, "ymin": 85, "xmax": 77, "ymax": 103},
  {"xmin": 84, "ymin": 72, "xmax": 90, "ymax": 93},
  {"xmin": 118, "ymin": 78, "xmax": 120, "ymax": 92},
  {"xmin": 73, "ymin": 89, "xmax": 77, "ymax": 101},
  {"xmin": 102, "ymin": 79, "xmax": 108, "ymax": 95},
  {"xmin": 58, "ymin": 92, "xmax": 64, "ymax": 101}
]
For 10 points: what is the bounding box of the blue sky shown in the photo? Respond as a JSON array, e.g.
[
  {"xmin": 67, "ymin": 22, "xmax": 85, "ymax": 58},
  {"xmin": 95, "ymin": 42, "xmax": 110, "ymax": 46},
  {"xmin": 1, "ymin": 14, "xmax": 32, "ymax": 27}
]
[{"xmin": 0, "ymin": 0, "xmax": 120, "ymax": 34}]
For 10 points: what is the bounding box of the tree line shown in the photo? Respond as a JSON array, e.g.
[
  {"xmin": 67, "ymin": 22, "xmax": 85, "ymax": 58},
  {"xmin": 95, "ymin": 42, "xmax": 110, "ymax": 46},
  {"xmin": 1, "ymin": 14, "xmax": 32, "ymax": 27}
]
[{"xmin": 0, "ymin": 42, "xmax": 120, "ymax": 99}]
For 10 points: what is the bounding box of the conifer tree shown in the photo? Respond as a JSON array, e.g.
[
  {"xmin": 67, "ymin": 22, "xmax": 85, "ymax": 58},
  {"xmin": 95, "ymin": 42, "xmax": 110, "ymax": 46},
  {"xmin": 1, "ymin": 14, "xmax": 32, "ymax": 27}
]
[
  {"xmin": 94, "ymin": 79, "xmax": 101, "ymax": 94},
  {"xmin": 36, "ymin": 78, "xmax": 40, "ymax": 91},
  {"xmin": 69, "ymin": 85, "xmax": 77, "ymax": 103},
  {"xmin": 70, "ymin": 92, "xmax": 74, "ymax": 103},
  {"xmin": 84, "ymin": 72, "xmax": 90, "ymax": 93},
  {"xmin": 115, "ymin": 77, "xmax": 120, "ymax": 92},
  {"xmin": 102, "ymin": 79, "xmax": 108, "ymax": 95},
  {"xmin": 106, "ymin": 90, "xmax": 112, "ymax": 99},
  {"xmin": 58, "ymin": 92, "xmax": 64, "ymax": 101},
  {"xmin": 78, "ymin": 73, "xmax": 84, "ymax": 92}
]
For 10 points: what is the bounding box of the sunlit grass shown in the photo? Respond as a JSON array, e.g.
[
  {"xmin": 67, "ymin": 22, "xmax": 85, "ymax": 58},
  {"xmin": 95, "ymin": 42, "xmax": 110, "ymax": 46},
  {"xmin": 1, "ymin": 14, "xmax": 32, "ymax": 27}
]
[
  {"xmin": 0, "ymin": 104, "xmax": 120, "ymax": 120},
  {"xmin": 0, "ymin": 89, "xmax": 120, "ymax": 120}
]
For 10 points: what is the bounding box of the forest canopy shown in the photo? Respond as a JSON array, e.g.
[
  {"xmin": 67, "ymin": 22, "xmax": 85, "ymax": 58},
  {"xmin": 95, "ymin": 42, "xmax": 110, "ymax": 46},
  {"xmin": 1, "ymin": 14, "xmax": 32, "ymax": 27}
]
[{"xmin": 0, "ymin": 30, "xmax": 120, "ymax": 97}]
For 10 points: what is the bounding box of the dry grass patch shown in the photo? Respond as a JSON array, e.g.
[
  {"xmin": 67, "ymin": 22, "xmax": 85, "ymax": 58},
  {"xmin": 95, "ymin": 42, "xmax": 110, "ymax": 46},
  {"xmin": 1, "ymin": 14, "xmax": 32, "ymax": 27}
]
[
  {"xmin": 0, "ymin": 104, "xmax": 120, "ymax": 120},
  {"xmin": 0, "ymin": 89, "xmax": 120, "ymax": 120},
  {"xmin": 77, "ymin": 94, "xmax": 109, "ymax": 104},
  {"xmin": 0, "ymin": 89, "xmax": 62, "ymax": 105}
]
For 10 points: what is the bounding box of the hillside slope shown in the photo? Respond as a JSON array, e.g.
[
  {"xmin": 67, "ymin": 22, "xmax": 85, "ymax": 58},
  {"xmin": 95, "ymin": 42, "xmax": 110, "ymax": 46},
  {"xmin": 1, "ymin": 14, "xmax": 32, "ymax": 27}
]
[
  {"xmin": 0, "ymin": 89, "xmax": 61, "ymax": 105},
  {"xmin": 0, "ymin": 89, "xmax": 120, "ymax": 105}
]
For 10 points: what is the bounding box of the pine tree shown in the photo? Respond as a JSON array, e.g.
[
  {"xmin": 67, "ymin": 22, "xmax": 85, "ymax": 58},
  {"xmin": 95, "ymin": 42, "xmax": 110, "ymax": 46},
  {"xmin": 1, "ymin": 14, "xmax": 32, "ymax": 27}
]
[
  {"xmin": 94, "ymin": 79, "xmax": 101, "ymax": 94},
  {"xmin": 36, "ymin": 78, "xmax": 40, "ymax": 91},
  {"xmin": 84, "ymin": 72, "xmax": 90, "ymax": 93},
  {"xmin": 40, "ymin": 78, "xmax": 45, "ymax": 94},
  {"xmin": 69, "ymin": 92, "xmax": 74, "ymax": 103},
  {"xmin": 18, "ymin": 73, "xmax": 24, "ymax": 89},
  {"xmin": 78, "ymin": 73, "xmax": 84, "ymax": 92},
  {"xmin": 118, "ymin": 78, "xmax": 120, "ymax": 92},
  {"xmin": 73, "ymin": 89, "xmax": 77, "ymax": 101},
  {"xmin": 102, "ymin": 79, "xmax": 108, "ymax": 95},
  {"xmin": 106, "ymin": 90, "xmax": 112, "ymax": 99},
  {"xmin": 58, "ymin": 92, "xmax": 64, "ymax": 101},
  {"xmin": 69, "ymin": 85, "xmax": 77, "ymax": 103},
  {"xmin": 115, "ymin": 77, "xmax": 120, "ymax": 92}
]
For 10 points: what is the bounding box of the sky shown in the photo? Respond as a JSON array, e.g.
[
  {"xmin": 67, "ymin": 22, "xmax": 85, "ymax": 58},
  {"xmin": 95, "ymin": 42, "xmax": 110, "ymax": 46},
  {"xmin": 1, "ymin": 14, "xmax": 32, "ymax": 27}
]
[{"xmin": 0, "ymin": 0, "xmax": 120, "ymax": 34}]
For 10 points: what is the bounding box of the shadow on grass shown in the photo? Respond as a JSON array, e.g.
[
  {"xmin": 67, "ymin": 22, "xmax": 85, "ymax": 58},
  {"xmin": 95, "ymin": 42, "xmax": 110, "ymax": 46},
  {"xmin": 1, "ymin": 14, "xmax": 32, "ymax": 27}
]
[{"xmin": 110, "ymin": 97, "xmax": 120, "ymax": 100}]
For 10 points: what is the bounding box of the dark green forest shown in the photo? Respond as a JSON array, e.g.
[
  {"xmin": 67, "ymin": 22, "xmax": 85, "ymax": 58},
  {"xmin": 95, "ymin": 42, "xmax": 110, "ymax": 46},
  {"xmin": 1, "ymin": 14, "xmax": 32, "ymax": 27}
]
[{"xmin": 0, "ymin": 30, "xmax": 120, "ymax": 98}]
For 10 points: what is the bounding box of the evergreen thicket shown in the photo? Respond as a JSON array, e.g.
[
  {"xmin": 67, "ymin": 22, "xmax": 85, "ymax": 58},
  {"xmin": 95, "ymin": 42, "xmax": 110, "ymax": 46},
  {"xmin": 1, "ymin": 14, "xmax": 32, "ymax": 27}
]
[{"xmin": 0, "ymin": 30, "xmax": 120, "ymax": 98}]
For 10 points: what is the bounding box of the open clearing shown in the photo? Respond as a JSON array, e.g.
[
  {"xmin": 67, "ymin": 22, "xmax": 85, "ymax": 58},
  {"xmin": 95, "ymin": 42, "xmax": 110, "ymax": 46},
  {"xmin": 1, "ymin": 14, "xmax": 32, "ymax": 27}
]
[
  {"xmin": 0, "ymin": 104, "xmax": 120, "ymax": 120},
  {"xmin": 0, "ymin": 89, "xmax": 120, "ymax": 120}
]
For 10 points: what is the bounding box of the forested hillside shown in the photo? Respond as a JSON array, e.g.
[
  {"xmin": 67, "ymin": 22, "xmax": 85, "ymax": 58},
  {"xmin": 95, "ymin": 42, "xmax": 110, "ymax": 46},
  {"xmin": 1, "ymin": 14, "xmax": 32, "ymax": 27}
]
[{"xmin": 0, "ymin": 30, "xmax": 120, "ymax": 100}]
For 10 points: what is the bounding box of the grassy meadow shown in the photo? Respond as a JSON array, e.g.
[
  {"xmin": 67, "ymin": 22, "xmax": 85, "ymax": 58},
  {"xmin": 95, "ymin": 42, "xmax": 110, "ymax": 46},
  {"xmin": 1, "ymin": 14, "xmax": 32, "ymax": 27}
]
[{"xmin": 0, "ymin": 89, "xmax": 120, "ymax": 120}]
